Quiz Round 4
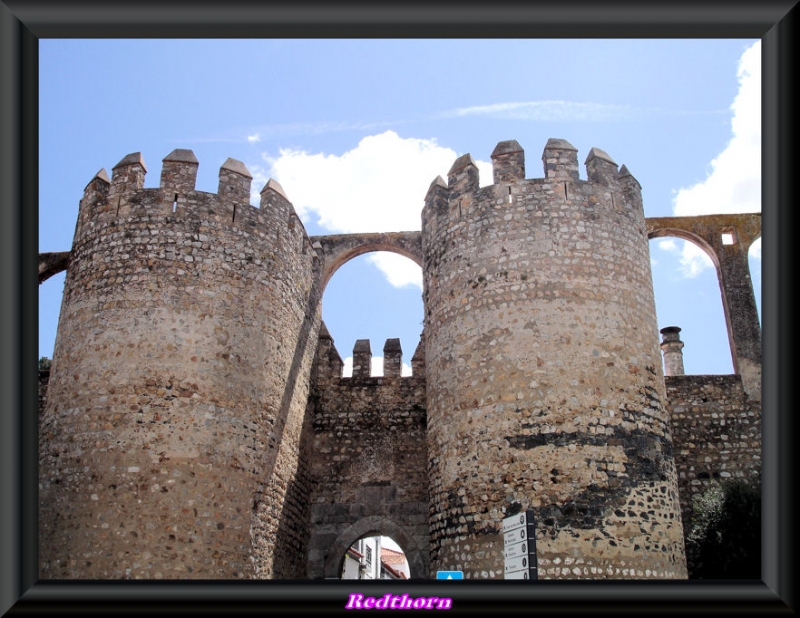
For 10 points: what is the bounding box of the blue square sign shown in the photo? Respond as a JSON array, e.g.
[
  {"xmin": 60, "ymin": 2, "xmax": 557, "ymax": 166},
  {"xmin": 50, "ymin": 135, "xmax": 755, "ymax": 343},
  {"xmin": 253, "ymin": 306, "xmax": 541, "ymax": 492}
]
[{"xmin": 436, "ymin": 571, "xmax": 464, "ymax": 580}]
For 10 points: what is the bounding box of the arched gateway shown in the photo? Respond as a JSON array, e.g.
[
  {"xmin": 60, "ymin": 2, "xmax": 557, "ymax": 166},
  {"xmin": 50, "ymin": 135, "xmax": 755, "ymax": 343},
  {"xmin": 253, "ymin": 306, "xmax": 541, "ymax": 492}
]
[
  {"xmin": 37, "ymin": 140, "xmax": 761, "ymax": 582},
  {"xmin": 323, "ymin": 516, "xmax": 428, "ymax": 579}
]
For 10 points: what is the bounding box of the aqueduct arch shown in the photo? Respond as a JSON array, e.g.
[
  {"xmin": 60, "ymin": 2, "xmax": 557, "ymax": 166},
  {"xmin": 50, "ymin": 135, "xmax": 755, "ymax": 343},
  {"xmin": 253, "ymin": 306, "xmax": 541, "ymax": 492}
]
[
  {"xmin": 310, "ymin": 231, "xmax": 423, "ymax": 291},
  {"xmin": 646, "ymin": 213, "xmax": 761, "ymax": 400},
  {"xmin": 38, "ymin": 251, "xmax": 70, "ymax": 285}
]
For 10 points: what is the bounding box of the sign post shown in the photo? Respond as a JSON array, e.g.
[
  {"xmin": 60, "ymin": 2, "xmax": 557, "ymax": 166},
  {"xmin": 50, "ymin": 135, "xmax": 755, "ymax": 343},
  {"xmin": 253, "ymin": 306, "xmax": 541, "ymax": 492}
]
[{"xmin": 502, "ymin": 510, "xmax": 538, "ymax": 580}]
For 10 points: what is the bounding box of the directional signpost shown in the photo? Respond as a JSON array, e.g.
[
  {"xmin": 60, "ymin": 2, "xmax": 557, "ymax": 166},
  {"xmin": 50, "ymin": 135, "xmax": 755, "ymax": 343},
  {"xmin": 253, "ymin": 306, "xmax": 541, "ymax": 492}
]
[{"xmin": 502, "ymin": 510, "xmax": 538, "ymax": 580}]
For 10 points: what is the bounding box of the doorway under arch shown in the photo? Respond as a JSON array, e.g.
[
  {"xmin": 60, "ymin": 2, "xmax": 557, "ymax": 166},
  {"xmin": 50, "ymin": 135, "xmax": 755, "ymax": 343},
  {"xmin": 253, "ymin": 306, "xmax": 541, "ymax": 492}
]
[
  {"xmin": 323, "ymin": 516, "xmax": 428, "ymax": 579},
  {"xmin": 339, "ymin": 534, "xmax": 411, "ymax": 580}
]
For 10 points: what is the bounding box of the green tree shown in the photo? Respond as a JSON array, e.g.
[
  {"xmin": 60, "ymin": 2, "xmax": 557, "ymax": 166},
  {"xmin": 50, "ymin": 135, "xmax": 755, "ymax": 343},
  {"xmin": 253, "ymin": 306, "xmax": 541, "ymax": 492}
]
[{"xmin": 686, "ymin": 477, "xmax": 761, "ymax": 579}]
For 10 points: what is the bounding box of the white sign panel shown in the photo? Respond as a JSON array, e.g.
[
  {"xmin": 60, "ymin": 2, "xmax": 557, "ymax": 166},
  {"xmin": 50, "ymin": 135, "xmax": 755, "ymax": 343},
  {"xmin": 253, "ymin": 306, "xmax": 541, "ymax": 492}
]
[
  {"xmin": 502, "ymin": 510, "xmax": 538, "ymax": 580},
  {"xmin": 503, "ymin": 539, "xmax": 530, "ymax": 560},
  {"xmin": 503, "ymin": 524, "xmax": 532, "ymax": 546},
  {"xmin": 502, "ymin": 513, "xmax": 528, "ymax": 533},
  {"xmin": 504, "ymin": 553, "xmax": 533, "ymax": 574}
]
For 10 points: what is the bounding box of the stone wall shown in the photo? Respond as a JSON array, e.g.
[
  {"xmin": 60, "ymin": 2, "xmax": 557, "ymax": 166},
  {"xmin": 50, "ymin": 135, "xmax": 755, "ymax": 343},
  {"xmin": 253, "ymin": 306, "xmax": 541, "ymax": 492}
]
[
  {"xmin": 304, "ymin": 327, "xmax": 429, "ymax": 579},
  {"xmin": 421, "ymin": 140, "xmax": 687, "ymax": 579},
  {"xmin": 37, "ymin": 138, "xmax": 761, "ymax": 582},
  {"xmin": 38, "ymin": 369, "xmax": 50, "ymax": 422},
  {"xmin": 665, "ymin": 374, "xmax": 762, "ymax": 530},
  {"xmin": 38, "ymin": 151, "xmax": 321, "ymax": 579},
  {"xmin": 37, "ymin": 350, "xmax": 762, "ymax": 579}
]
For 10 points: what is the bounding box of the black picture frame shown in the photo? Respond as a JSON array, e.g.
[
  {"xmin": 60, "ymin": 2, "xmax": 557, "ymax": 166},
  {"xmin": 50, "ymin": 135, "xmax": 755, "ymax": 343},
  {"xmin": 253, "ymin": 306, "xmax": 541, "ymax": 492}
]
[{"xmin": 2, "ymin": 1, "xmax": 795, "ymax": 614}]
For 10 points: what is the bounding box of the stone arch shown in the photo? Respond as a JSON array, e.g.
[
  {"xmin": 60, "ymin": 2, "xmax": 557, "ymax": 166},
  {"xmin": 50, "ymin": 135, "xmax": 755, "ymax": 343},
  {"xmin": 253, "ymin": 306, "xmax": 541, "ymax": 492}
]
[
  {"xmin": 311, "ymin": 232, "xmax": 422, "ymax": 291},
  {"xmin": 323, "ymin": 515, "xmax": 428, "ymax": 579},
  {"xmin": 38, "ymin": 251, "xmax": 71, "ymax": 284},
  {"xmin": 645, "ymin": 214, "xmax": 761, "ymax": 397},
  {"xmin": 647, "ymin": 227, "xmax": 719, "ymax": 271},
  {"xmin": 646, "ymin": 213, "xmax": 762, "ymax": 274},
  {"xmin": 647, "ymin": 231, "xmax": 731, "ymax": 375}
]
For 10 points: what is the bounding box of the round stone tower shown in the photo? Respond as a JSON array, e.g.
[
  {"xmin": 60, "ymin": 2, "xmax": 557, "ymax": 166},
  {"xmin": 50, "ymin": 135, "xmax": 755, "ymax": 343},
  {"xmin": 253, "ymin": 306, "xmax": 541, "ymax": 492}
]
[
  {"xmin": 421, "ymin": 139, "xmax": 687, "ymax": 579},
  {"xmin": 39, "ymin": 150, "xmax": 321, "ymax": 578}
]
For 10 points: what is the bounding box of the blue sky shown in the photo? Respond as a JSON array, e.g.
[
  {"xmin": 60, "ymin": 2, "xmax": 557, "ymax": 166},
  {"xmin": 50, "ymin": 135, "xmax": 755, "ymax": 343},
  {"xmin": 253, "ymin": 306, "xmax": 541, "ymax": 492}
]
[{"xmin": 38, "ymin": 39, "xmax": 761, "ymax": 377}]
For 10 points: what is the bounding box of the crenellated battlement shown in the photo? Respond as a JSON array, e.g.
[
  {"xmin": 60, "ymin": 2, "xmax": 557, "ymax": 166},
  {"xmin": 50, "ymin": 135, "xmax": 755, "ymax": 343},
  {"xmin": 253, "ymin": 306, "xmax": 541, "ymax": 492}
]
[
  {"xmin": 40, "ymin": 135, "xmax": 762, "ymax": 581},
  {"xmin": 160, "ymin": 148, "xmax": 199, "ymax": 196},
  {"xmin": 74, "ymin": 149, "xmax": 315, "ymax": 258},
  {"xmin": 313, "ymin": 324, "xmax": 424, "ymax": 381},
  {"xmin": 110, "ymin": 152, "xmax": 147, "ymax": 195},
  {"xmin": 491, "ymin": 139, "xmax": 525, "ymax": 184},
  {"xmin": 422, "ymin": 138, "xmax": 643, "ymax": 238}
]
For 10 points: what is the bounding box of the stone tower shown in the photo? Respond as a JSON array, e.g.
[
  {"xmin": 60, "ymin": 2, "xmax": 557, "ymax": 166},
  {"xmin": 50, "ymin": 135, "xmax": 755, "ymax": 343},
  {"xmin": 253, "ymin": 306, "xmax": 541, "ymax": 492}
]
[
  {"xmin": 421, "ymin": 139, "xmax": 687, "ymax": 579},
  {"xmin": 38, "ymin": 150, "xmax": 321, "ymax": 578},
  {"xmin": 38, "ymin": 138, "xmax": 721, "ymax": 582}
]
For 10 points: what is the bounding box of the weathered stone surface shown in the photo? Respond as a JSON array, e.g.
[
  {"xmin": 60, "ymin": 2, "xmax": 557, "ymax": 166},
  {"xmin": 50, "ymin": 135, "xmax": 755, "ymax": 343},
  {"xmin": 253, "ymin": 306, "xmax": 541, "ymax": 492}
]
[
  {"xmin": 422, "ymin": 139, "xmax": 688, "ymax": 579},
  {"xmin": 305, "ymin": 327, "xmax": 429, "ymax": 578},
  {"xmin": 38, "ymin": 139, "xmax": 761, "ymax": 581},
  {"xmin": 664, "ymin": 374, "xmax": 761, "ymax": 533},
  {"xmin": 38, "ymin": 251, "xmax": 70, "ymax": 284},
  {"xmin": 39, "ymin": 152, "xmax": 322, "ymax": 579}
]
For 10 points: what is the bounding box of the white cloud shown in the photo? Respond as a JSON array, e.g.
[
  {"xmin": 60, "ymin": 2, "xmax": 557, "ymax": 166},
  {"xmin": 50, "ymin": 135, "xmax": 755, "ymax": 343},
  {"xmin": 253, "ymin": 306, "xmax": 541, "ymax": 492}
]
[
  {"xmin": 444, "ymin": 100, "xmax": 637, "ymax": 122},
  {"xmin": 264, "ymin": 131, "xmax": 454, "ymax": 232},
  {"xmin": 678, "ymin": 247, "xmax": 715, "ymax": 278},
  {"xmin": 367, "ymin": 253, "xmax": 423, "ymax": 288},
  {"xmin": 251, "ymin": 130, "xmax": 493, "ymax": 289},
  {"xmin": 657, "ymin": 235, "xmax": 715, "ymax": 279},
  {"xmin": 247, "ymin": 133, "xmax": 261, "ymax": 143},
  {"xmin": 671, "ymin": 41, "xmax": 761, "ymax": 277}
]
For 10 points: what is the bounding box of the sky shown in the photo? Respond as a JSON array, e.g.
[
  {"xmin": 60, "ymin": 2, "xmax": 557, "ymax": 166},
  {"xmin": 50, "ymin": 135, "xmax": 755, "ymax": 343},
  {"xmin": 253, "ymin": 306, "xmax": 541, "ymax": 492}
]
[{"xmin": 38, "ymin": 39, "xmax": 762, "ymax": 378}]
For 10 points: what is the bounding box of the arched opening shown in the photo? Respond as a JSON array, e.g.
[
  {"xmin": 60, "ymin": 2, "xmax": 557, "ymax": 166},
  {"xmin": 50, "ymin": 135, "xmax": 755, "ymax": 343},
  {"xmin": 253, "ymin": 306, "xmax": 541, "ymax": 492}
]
[
  {"xmin": 38, "ymin": 270, "xmax": 66, "ymax": 363},
  {"xmin": 748, "ymin": 237, "xmax": 762, "ymax": 327},
  {"xmin": 323, "ymin": 515, "xmax": 428, "ymax": 579},
  {"xmin": 340, "ymin": 534, "xmax": 411, "ymax": 580},
  {"xmin": 321, "ymin": 251, "xmax": 423, "ymax": 377},
  {"xmin": 648, "ymin": 236, "xmax": 734, "ymax": 375}
]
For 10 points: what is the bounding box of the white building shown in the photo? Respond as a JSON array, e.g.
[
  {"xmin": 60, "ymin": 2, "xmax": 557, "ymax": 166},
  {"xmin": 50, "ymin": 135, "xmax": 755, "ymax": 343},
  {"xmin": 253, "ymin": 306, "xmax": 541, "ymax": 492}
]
[{"xmin": 341, "ymin": 536, "xmax": 410, "ymax": 579}]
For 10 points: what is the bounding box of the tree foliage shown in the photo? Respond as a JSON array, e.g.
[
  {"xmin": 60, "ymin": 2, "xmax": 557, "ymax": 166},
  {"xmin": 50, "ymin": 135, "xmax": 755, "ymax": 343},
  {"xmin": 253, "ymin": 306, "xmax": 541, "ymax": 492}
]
[{"xmin": 686, "ymin": 477, "xmax": 761, "ymax": 579}]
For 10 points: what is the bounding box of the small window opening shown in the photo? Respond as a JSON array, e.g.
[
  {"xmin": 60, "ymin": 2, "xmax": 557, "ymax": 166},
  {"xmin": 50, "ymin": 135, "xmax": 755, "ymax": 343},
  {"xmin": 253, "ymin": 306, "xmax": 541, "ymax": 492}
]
[
  {"xmin": 721, "ymin": 230, "xmax": 736, "ymax": 245},
  {"xmin": 172, "ymin": 194, "xmax": 178, "ymax": 213}
]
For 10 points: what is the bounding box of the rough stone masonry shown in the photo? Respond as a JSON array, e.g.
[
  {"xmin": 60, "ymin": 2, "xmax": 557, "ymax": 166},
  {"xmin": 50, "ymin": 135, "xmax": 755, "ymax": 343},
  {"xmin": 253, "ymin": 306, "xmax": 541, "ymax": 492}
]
[{"xmin": 38, "ymin": 138, "xmax": 761, "ymax": 579}]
